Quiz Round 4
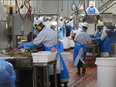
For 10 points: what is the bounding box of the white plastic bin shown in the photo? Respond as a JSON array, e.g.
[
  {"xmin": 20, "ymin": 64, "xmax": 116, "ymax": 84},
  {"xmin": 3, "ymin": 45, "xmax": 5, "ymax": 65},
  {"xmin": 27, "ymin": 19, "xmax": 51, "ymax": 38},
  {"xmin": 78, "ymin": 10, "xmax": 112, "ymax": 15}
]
[
  {"xmin": 31, "ymin": 51, "xmax": 56, "ymax": 63},
  {"xmin": 95, "ymin": 58, "xmax": 116, "ymax": 87},
  {"xmin": 61, "ymin": 52, "xmax": 71, "ymax": 82},
  {"xmin": 63, "ymin": 37, "xmax": 70, "ymax": 49},
  {"xmin": 70, "ymin": 40, "xmax": 75, "ymax": 48}
]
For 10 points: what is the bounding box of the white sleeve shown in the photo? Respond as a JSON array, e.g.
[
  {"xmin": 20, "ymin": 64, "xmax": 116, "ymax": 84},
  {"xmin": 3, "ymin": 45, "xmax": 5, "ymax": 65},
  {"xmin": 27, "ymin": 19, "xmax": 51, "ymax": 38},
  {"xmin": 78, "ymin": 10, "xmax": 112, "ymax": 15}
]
[
  {"xmin": 101, "ymin": 29, "xmax": 107, "ymax": 41},
  {"xmin": 94, "ymin": 30, "xmax": 99, "ymax": 37},
  {"xmin": 33, "ymin": 31, "xmax": 46, "ymax": 45},
  {"xmin": 86, "ymin": 7, "xmax": 89, "ymax": 12},
  {"xmin": 95, "ymin": 7, "xmax": 99, "ymax": 14},
  {"xmin": 87, "ymin": 35, "xmax": 91, "ymax": 43}
]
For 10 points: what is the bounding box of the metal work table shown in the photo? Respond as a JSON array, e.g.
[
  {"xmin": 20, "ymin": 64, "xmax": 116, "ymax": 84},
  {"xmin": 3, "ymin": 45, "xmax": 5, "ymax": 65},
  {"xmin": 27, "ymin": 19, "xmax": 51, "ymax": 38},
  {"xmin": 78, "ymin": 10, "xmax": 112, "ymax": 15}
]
[
  {"xmin": 32, "ymin": 60, "xmax": 57, "ymax": 87},
  {"xmin": 85, "ymin": 44, "xmax": 100, "ymax": 67}
]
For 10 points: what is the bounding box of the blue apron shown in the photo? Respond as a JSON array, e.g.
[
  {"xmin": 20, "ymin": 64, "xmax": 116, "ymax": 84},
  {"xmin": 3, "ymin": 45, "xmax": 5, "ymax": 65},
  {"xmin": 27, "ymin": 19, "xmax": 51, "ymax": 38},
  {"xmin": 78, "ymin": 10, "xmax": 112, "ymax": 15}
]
[
  {"xmin": 63, "ymin": 28, "xmax": 65, "ymax": 37},
  {"xmin": 73, "ymin": 43, "xmax": 86, "ymax": 68},
  {"xmin": 58, "ymin": 32, "xmax": 64, "ymax": 52},
  {"xmin": 43, "ymin": 44, "xmax": 70, "ymax": 79},
  {"xmin": 98, "ymin": 29, "xmax": 111, "ymax": 53},
  {"xmin": 87, "ymin": 8, "xmax": 95, "ymax": 14},
  {"xmin": 53, "ymin": 28, "xmax": 64, "ymax": 52}
]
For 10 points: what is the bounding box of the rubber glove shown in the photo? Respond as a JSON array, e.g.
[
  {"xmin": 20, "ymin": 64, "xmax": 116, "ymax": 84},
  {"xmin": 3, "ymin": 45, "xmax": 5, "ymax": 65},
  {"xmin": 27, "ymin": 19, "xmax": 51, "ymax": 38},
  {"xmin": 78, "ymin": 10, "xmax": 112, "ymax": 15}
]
[
  {"xmin": 96, "ymin": 37, "xmax": 101, "ymax": 43},
  {"xmin": 96, "ymin": 37, "xmax": 101, "ymax": 40},
  {"xmin": 18, "ymin": 45, "xmax": 24, "ymax": 49},
  {"xmin": 23, "ymin": 42, "xmax": 35, "ymax": 50},
  {"xmin": 90, "ymin": 34, "xmax": 94, "ymax": 38},
  {"xmin": 95, "ymin": 12, "xmax": 99, "ymax": 15}
]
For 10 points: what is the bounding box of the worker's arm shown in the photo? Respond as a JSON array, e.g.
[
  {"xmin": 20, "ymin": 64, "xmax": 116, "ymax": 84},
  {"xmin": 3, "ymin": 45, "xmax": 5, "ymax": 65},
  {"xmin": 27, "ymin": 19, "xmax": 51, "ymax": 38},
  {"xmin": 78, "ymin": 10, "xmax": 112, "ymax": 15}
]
[
  {"xmin": 94, "ymin": 7, "xmax": 99, "ymax": 15},
  {"xmin": 86, "ymin": 7, "xmax": 89, "ymax": 13},
  {"xmin": 94, "ymin": 30, "xmax": 99, "ymax": 38},
  {"xmin": 33, "ymin": 30, "xmax": 45, "ymax": 45},
  {"xmin": 100, "ymin": 29, "xmax": 107, "ymax": 41}
]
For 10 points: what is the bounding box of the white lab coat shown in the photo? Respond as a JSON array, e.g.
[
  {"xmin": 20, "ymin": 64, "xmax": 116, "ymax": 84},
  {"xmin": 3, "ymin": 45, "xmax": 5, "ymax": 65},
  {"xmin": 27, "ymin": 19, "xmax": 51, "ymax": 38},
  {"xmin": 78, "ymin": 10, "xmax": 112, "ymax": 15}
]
[
  {"xmin": 74, "ymin": 30, "xmax": 91, "ymax": 64},
  {"xmin": 67, "ymin": 20, "xmax": 73, "ymax": 27},
  {"xmin": 58, "ymin": 20, "xmax": 64, "ymax": 27},
  {"xmin": 33, "ymin": 27, "xmax": 62, "ymax": 75},
  {"xmin": 94, "ymin": 27, "xmax": 107, "ymax": 41}
]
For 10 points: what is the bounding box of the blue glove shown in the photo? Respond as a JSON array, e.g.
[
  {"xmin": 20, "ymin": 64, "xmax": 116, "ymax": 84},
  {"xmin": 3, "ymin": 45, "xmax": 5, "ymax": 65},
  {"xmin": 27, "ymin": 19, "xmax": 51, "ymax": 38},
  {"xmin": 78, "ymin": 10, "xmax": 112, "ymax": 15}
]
[
  {"xmin": 18, "ymin": 45, "xmax": 24, "ymax": 49},
  {"xmin": 90, "ymin": 34, "xmax": 94, "ymax": 38},
  {"xmin": 96, "ymin": 37, "xmax": 101, "ymax": 43},
  {"xmin": 23, "ymin": 42, "xmax": 35, "ymax": 50},
  {"xmin": 95, "ymin": 12, "xmax": 99, "ymax": 15},
  {"xmin": 96, "ymin": 37, "xmax": 101, "ymax": 40}
]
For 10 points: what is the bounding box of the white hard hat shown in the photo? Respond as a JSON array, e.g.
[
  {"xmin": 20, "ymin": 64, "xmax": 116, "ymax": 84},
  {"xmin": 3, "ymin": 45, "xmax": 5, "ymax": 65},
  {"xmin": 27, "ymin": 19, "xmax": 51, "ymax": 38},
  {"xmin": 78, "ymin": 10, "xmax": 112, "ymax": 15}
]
[
  {"xmin": 81, "ymin": 22, "xmax": 88, "ymax": 28},
  {"xmin": 33, "ymin": 20, "xmax": 42, "ymax": 28},
  {"xmin": 70, "ymin": 16, "xmax": 73, "ymax": 19},
  {"xmin": 59, "ymin": 16, "xmax": 63, "ymax": 20},
  {"xmin": 97, "ymin": 20, "xmax": 104, "ymax": 26},
  {"xmin": 51, "ymin": 21, "xmax": 57, "ymax": 27},
  {"xmin": 89, "ymin": 1, "xmax": 95, "ymax": 7},
  {"xmin": 39, "ymin": 17, "xmax": 43, "ymax": 21},
  {"xmin": 45, "ymin": 17, "xmax": 49, "ymax": 20},
  {"xmin": 65, "ymin": 20, "xmax": 68, "ymax": 23}
]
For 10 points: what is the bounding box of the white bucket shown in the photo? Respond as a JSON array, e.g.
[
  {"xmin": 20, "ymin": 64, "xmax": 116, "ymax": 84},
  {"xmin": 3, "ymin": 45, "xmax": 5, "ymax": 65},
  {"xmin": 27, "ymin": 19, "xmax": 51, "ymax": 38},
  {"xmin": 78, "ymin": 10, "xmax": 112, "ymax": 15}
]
[
  {"xmin": 63, "ymin": 37, "xmax": 70, "ymax": 49},
  {"xmin": 70, "ymin": 40, "xmax": 75, "ymax": 48},
  {"xmin": 95, "ymin": 58, "xmax": 116, "ymax": 87}
]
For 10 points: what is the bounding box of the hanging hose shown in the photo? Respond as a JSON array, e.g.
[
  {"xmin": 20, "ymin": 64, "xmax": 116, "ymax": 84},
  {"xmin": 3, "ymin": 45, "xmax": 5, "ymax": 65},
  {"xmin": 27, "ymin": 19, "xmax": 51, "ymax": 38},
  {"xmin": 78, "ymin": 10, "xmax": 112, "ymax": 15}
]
[{"xmin": 16, "ymin": 0, "xmax": 32, "ymax": 20}]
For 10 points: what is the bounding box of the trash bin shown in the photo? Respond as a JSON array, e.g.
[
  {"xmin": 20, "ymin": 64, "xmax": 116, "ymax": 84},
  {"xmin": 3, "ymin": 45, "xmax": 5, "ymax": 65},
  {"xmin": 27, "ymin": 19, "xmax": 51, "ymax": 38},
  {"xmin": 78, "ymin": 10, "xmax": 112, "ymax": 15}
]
[
  {"xmin": 63, "ymin": 37, "xmax": 70, "ymax": 49},
  {"xmin": 70, "ymin": 40, "xmax": 75, "ymax": 48},
  {"xmin": 61, "ymin": 52, "xmax": 71, "ymax": 83},
  {"xmin": 95, "ymin": 58, "xmax": 116, "ymax": 87}
]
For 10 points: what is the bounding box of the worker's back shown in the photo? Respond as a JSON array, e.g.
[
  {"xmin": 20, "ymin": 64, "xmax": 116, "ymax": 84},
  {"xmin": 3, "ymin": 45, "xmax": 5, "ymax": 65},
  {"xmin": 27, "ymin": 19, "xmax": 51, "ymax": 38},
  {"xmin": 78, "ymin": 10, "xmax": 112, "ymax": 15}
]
[
  {"xmin": 33, "ymin": 27, "xmax": 57, "ymax": 47},
  {"xmin": 74, "ymin": 30, "xmax": 91, "ymax": 44}
]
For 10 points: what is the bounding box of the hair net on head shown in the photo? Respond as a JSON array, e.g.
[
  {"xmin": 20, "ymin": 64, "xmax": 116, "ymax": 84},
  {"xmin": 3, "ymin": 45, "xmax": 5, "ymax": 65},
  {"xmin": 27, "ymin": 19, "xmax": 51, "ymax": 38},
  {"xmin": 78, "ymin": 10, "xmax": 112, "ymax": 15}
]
[
  {"xmin": 89, "ymin": 1, "xmax": 95, "ymax": 7},
  {"xmin": 51, "ymin": 21, "xmax": 57, "ymax": 27}
]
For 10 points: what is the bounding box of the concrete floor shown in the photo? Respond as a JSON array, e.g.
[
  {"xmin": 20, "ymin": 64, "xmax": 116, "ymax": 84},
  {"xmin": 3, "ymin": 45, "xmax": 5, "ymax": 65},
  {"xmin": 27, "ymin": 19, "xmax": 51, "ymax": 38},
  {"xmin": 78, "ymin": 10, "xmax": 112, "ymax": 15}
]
[{"xmin": 65, "ymin": 49, "xmax": 97, "ymax": 87}]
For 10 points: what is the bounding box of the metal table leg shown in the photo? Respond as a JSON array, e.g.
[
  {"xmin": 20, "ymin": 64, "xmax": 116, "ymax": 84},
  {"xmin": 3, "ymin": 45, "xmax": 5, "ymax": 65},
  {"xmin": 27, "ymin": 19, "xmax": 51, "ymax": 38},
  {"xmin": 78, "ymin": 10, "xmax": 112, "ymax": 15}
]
[
  {"xmin": 54, "ymin": 64, "xmax": 57, "ymax": 87},
  {"xmin": 33, "ymin": 67, "xmax": 37, "ymax": 87},
  {"xmin": 46, "ymin": 66, "xmax": 49, "ymax": 87},
  {"xmin": 93, "ymin": 47, "xmax": 95, "ymax": 68},
  {"xmin": 43, "ymin": 67, "xmax": 45, "ymax": 87}
]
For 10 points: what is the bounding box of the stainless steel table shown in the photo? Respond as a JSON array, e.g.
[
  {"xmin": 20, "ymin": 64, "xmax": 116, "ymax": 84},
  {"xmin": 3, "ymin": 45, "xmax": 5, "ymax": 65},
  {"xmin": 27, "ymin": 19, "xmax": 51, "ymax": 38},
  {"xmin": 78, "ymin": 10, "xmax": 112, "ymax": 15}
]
[
  {"xmin": 32, "ymin": 60, "xmax": 57, "ymax": 87},
  {"xmin": 85, "ymin": 44, "xmax": 100, "ymax": 67}
]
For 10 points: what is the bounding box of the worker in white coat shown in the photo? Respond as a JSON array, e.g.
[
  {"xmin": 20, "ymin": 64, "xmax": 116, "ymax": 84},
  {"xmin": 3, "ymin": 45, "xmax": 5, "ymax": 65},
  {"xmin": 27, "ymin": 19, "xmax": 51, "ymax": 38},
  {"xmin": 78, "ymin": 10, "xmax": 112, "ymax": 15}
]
[
  {"xmin": 73, "ymin": 22, "xmax": 91, "ymax": 75},
  {"xmin": 58, "ymin": 16, "xmax": 65, "ymax": 37},
  {"xmin": 86, "ymin": 1, "xmax": 99, "ymax": 15},
  {"xmin": 43, "ymin": 17, "xmax": 51, "ymax": 28},
  {"xmin": 90, "ymin": 21, "xmax": 111, "ymax": 57},
  {"xmin": 51, "ymin": 21, "xmax": 64, "ymax": 52},
  {"xmin": 18, "ymin": 20, "xmax": 69, "ymax": 87},
  {"xmin": 67, "ymin": 16, "xmax": 74, "ymax": 35}
]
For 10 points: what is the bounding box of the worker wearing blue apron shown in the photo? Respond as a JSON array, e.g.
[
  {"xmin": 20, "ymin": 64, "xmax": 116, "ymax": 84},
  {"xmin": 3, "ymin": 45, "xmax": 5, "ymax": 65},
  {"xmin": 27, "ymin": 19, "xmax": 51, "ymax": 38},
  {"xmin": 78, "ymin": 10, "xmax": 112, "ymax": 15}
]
[
  {"xmin": 73, "ymin": 22, "xmax": 91, "ymax": 75},
  {"xmin": 18, "ymin": 20, "xmax": 69, "ymax": 87},
  {"xmin": 94, "ymin": 22, "xmax": 110, "ymax": 57},
  {"xmin": 67, "ymin": 16, "xmax": 74, "ymax": 35},
  {"xmin": 86, "ymin": 1, "xmax": 99, "ymax": 15}
]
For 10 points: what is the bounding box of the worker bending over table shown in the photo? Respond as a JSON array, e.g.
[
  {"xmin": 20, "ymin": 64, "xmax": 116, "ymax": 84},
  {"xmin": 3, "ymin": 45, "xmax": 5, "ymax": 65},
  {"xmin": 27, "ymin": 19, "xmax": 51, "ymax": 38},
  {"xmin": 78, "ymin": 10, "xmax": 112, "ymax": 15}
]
[{"xmin": 18, "ymin": 20, "xmax": 69, "ymax": 87}]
